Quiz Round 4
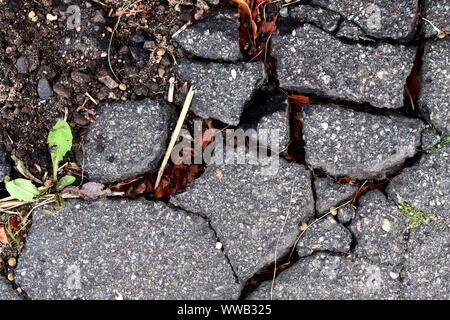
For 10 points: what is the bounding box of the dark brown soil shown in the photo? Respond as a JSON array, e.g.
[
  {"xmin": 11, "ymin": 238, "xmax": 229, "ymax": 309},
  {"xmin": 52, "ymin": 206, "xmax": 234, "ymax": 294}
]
[{"xmin": 0, "ymin": 0, "xmax": 223, "ymax": 178}]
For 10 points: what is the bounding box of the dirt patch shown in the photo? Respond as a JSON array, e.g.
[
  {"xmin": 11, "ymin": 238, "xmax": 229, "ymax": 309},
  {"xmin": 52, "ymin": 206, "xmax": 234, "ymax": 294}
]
[{"xmin": 0, "ymin": 0, "xmax": 223, "ymax": 178}]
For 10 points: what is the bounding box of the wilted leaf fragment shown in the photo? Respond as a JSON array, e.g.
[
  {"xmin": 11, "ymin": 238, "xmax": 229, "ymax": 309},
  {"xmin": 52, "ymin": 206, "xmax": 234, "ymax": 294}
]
[
  {"xmin": 56, "ymin": 175, "xmax": 76, "ymax": 192},
  {"xmin": 48, "ymin": 120, "xmax": 73, "ymax": 180},
  {"xmin": 4, "ymin": 177, "xmax": 40, "ymax": 203}
]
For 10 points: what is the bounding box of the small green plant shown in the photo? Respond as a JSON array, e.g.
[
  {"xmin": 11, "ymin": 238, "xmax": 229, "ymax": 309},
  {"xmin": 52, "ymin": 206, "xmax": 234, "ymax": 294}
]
[
  {"xmin": 5, "ymin": 119, "xmax": 76, "ymax": 203},
  {"xmin": 425, "ymin": 135, "xmax": 450, "ymax": 155},
  {"xmin": 48, "ymin": 119, "xmax": 73, "ymax": 181},
  {"xmin": 398, "ymin": 202, "xmax": 434, "ymax": 229}
]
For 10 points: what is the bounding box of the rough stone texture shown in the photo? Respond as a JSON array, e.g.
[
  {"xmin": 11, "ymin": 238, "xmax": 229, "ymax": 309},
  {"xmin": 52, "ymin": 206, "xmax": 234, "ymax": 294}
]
[
  {"xmin": 249, "ymin": 253, "xmax": 401, "ymax": 300},
  {"xmin": 256, "ymin": 107, "xmax": 290, "ymax": 153},
  {"xmin": 0, "ymin": 281, "xmax": 20, "ymax": 300},
  {"xmin": 0, "ymin": 143, "xmax": 9, "ymax": 182},
  {"xmin": 386, "ymin": 145, "xmax": 449, "ymax": 299},
  {"xmin": 176, "ymin": 60, "xmax": 265, "ymax": 125},
  {"xmin": 311, "ymin": 0, "xmax": 418, "ymax": 41},
  {"xmin": 418, "ymin": 39, "xmax": 450, "ymax": 134},
  {"xmin": 302, "ymin": 105, "xmax": 423, "ymax": 180},
  {"xmin": 16, "ymin": 199, "xmax": 240, "ymax": 300},
  {"xmin": 171, "ymin": 154, "xmax": 314, "ymax": 282},
  {"xmin": 422, "ymin": 0, "xmax": 450, "ymax": 38},
  {"xmin": 421, "ymin": 127, "xmax": 441, "ymax": 150},
  {"xmin": 272, "ymin": 25, "xmax": 415, "ymax": 109},
  {"xmin": 336, "ymin": 21, "xmax": 366, "ymax": 41},
  {"xmin": 350, "ymin": 191, "xmax": 407, "ymax": 266},
  {"xmin": 403, "ymin": 221, "xmax": 450, "ymax": 300},
  {"xmin": 387, "ymin": 144, "xmax": 449, "ymax": 220},
  {"xmin": 288, "ymin": 4, "xmax": 341, "ymax": 33},
  {"xmin": 297, "ymin": 216, "xmax": 352, "ymax": 257},
  {"xmin": 314, "ymin": 177, "xmax": 357, "ymax": 214},
  {"xmin": 337, "ymin": 205, "xmax": 356, "ymax": 224},
  {"xmin": 173, "ymin": 12, "xmax": 242, "ymax": 62},
  {"xmin": 80, "ymin": 99, "xmax": 173, "ymax": 183}
]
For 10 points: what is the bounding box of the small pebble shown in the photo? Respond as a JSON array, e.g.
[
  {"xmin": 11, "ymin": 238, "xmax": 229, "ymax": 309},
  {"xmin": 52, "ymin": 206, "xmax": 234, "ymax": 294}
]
[
  {"xmin": 7, "ymin": 272, "xmax": 15, "ymax": 282},
  {"xmin": 98, "ymin": 73, "xmax": 119, "ymax": 89},
  {"xmin": 37, "ymin": 78, "xmax": 53, "ymax": 100},
  {"xmin": 330, "ymin": 206, "xmax": 338, "ymax": 216},
  {"xmin": 46, "ymin": 13, "xmax": 58, "ymax": 21},
  {"xmin": 381, "ymin": 218, "xmax": 392, "ymax": 232},
  {"xmin": 215, "ymin": 242, "xmax": 222, "ymax": 250},
  {"xmin": 15, "ymin": 56, "xmax": 29, "ymax": 74},
  {"xmin": 119, "ymin": 83, "xmax": 127, "ymax": 91},
  {"xmin": 299, "ymin": 222, "xmax": 308, "ymax": 232},
  {"xmin": 389, "ymin": 271, "xmax": 399, "ymax": 280},
  {"xmin": 8, "ymin": 257, "xmax": 17, "ymax": 268},
  {"xmin": 53, "ymin": 83, "xmax": 71, "ymax": 99}
]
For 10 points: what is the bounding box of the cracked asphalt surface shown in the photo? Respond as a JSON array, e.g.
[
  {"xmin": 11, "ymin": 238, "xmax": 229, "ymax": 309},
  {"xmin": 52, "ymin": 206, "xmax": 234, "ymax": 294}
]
[{"xmin": 1, "ymin": 0, "xmax": 449, "ymax": 300}]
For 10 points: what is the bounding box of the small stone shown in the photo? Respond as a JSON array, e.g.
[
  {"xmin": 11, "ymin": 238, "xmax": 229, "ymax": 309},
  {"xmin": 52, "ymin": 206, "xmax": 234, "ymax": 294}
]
[
  {"xmin": 7, "ymin": 272, "xmax": 15, "ymax": 282},
  {"xmin": 37, "ymin": 78, "xmax": 53, "ymax": 100},
  {"xmin": 337, "ymin": 205, "xmax": 356, "ymax": 224},
  {"xmin": 421, "ymin": 127, "xmax": 441, "ymax": 150},
  {"xmin": 118, "ymin": 83, "xmax": 127, "ymax": 91},
  {"xmin": 53, "ymin": 83, "xmax": 71, "ymax": 99},
  {"xmin": 330, "ymin": 207, "xmax": 338, "ymax": 216},
  {"xmin": 7, "ymin": 257, "xmax": 17, "ymax": 268},
  {"xmin": 381, "ymin": 218, "xmax": 392, "ymax": 232},
  {"xmin": 297, "ymin": 216, "xmax": 352, "ymax": 257},
  {"xmin": 299, "ymin": 222, "xmax": 308, "ymax": 232},
  {"xmin": 15, "ymin": 56, "xmax": 29, "ymax": 74},
  {"xmin": 97, "ymin": 71, "xmax": 119, "ymax": 89},
  {"xmin": 71, "ymin": 71, "xmax": 91, "ymax": 84},
  {"xmin": 28, "ymin": 11, "xmax": 36, "ymax": 19},
  {"xmin": 389, "ymin": 271, "xmax": 399, "ymax": 280},
  {"xmin": 46, "ymin": 13, "xmax": 58, "ymax": 21},
  {"xmin": 215, "ymin": 242, "xmax": 223, "ymax": 250},
  {"xmin": 314, "ymin": 177, "xmax": 357, "ymax": 214},
  {"xmin": 143, "ymin": 40, "xmax": 156, "ymax": 50}
]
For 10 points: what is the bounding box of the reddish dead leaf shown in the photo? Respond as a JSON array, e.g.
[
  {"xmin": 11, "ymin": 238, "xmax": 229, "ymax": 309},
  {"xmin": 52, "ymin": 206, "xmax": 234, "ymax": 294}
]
[
  {"xmin": 406, "ymin": 59, "xmax": 420, "ymax": 101},
  {"xmin": 8, "ymin": 216, "xmax": 21, "ymax": 231},
  {"xmin": 283, "ymin": 153, "xmax": 296, "ymax": 162},
  {"xmin": 289, "ymin": 94, "xmax": 312, "ymax": 106},
  {"xmin": 336, "ymin": 177, "xmax": 355, "ymax": 185},
  {"xmin": 259, "ymin": 19, "xmax": 277, "ymax": 34},
  {"xmin": 352, "ymin": 181, "xmax": 387, "ymax": 207},
  {"xmin": 0, "ymin": 225, "xmax": 9, "ymax": 244}
]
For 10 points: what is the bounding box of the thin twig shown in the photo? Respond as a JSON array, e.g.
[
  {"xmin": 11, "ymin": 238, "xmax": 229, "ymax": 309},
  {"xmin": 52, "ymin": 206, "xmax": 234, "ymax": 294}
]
[
  {"xmin": 270, "ymin": 182, "xmax": 295, "ymax": 300},
  {"xmin": 155, "ymin": 87, "xmax": 195, "ymax": 188},
  {"xmin": 288, "ymin": 199, "xmax": 353, "ymax": 261}
]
